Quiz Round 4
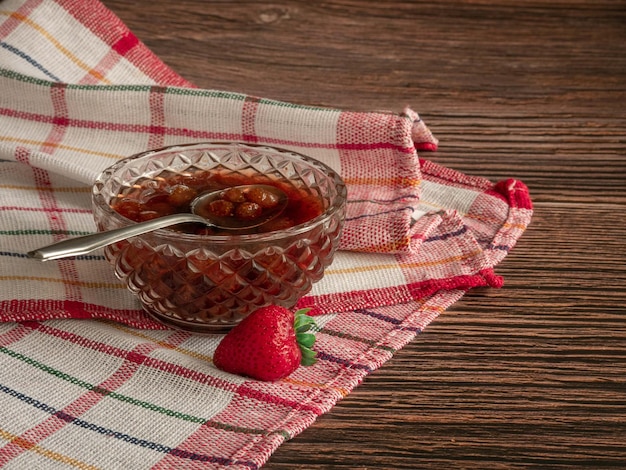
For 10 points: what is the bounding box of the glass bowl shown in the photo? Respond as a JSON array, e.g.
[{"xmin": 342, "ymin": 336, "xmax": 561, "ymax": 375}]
[{"xmin": 92, "ymin": 142, "xmax": 347, "ymax": 333}]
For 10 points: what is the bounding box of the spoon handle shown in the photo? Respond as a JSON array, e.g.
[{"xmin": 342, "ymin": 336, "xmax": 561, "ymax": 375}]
[{"xmin": 27, "ymin": 213, "xmax": 208, "ymax": 261}]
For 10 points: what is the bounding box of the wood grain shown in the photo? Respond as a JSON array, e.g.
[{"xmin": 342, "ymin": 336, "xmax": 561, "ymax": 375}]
[{"xmin": 102, "ymin": 1, "xmax": 626, "ymax": 468}]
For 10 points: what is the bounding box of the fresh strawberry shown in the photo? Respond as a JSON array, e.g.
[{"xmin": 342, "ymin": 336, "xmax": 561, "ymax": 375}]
[{"xmin": 213, "ymin": 306, "xmax": 317, "ymax": 381}]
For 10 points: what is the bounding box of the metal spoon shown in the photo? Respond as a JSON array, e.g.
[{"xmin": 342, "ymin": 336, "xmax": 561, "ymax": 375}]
[{"xmin": 27, "ymin": 184, "xmax": 288, "ymax": 261}]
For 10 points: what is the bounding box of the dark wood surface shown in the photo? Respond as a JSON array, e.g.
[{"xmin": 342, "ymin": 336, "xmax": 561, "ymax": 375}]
[{"xmin": 101, "ymin": 1, "xmax": 626, "ymax": 468}]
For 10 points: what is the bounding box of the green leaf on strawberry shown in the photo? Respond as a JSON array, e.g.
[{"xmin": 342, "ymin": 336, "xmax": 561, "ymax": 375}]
[{"xmin": 213, "ymin": 305, "xmax": 319, "ymax": 381}]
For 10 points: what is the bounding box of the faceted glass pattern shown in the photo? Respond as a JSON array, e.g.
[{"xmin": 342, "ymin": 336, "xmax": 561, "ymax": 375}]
[{"xmin": 92, "ymin": 142, "xmax": 347, "ymax": 332}]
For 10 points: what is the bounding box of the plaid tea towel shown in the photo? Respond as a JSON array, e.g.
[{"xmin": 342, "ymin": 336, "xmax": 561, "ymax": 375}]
[{"xmin": 0, "ymin": 0, "xmax": 532, "ymax": 468}]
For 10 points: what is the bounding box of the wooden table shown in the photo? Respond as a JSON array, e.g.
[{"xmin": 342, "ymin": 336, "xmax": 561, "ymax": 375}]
[{"xmin": 102, "ymin": 1, "xmax": 626, "ymax": 467}]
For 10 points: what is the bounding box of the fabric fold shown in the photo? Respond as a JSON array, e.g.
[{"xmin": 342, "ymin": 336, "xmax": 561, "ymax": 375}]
[{"xmin": 0, "ymin": 68, "xmax": 438, "ymax": 255}]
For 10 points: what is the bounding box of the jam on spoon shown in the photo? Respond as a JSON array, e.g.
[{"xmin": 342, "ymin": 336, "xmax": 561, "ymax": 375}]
[{"xmin": 193, "ymin": 185, "xmax": 287, "ymax": 230}]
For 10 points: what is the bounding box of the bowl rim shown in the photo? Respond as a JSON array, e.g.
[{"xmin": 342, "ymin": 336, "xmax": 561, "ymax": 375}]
[{"xmin": 92, "ymin": 141, "xmax": 347, "ymax": 244}]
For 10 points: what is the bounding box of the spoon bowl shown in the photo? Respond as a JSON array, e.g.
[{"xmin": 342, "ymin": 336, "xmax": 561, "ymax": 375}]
[
  {"xmin": 27, "ymin": 184, "xmax": 288, "ymax": 261},
  {"xmin": 192, "ymin": 184, "xmax": 288, "ymax": 230}
]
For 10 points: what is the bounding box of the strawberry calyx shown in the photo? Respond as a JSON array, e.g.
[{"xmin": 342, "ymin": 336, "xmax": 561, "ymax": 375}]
[{"xmin": 294, "ymin": 308, "xmax": 318, "ymax": 366}]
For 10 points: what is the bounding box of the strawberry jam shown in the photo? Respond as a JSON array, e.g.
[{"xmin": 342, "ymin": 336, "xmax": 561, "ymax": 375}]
[{"xmin": 111, "ymin": 170, "xmax": 324, "ymax": 235}]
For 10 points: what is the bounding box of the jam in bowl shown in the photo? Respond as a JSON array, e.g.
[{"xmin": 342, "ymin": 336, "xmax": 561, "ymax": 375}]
[{"xmin": 92, "ymin": 142, "xmax": 347, "ymax": 332}]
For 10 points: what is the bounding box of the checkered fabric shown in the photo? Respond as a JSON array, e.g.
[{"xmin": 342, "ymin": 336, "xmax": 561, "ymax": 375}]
[{"xmin": 0, "ymin": 0, "xmax": 533, "ymax": 468}]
